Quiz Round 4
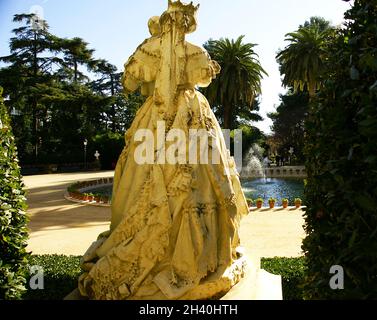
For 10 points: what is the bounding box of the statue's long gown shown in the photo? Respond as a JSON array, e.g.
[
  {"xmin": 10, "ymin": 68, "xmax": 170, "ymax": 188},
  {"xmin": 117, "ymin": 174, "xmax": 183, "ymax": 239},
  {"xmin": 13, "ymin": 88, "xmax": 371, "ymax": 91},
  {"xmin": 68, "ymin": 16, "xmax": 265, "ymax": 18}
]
[{"xmin": 78, "ymin": 32, "xmax": 249, "ymax": 300}]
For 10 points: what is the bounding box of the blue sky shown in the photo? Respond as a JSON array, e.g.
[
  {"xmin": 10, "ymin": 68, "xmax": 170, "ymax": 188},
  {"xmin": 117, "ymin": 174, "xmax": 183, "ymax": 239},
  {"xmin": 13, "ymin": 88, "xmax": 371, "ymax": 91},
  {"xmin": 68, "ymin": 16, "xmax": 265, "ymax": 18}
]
[{"xmin": 0, "ymin": 0, "xmax": 352, "ymax": 133}]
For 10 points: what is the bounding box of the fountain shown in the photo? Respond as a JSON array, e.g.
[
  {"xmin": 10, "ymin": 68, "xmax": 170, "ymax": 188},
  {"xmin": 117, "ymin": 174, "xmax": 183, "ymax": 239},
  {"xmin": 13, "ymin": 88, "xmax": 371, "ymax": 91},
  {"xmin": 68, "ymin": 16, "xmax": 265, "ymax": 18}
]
[{"xmin": 241, "ymin": 143, "xmax": 267, "ymax": 180}]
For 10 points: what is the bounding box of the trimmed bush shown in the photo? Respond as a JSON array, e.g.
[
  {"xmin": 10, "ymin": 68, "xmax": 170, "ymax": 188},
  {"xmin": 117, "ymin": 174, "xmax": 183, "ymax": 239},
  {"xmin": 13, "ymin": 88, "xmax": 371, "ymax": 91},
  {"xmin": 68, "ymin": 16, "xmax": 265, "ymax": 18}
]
[
  {"xmin": 303, "ymin": 0, "xmax": 377, "ymax": 299},
  {"xmin": 0, "ymin": 87, "xmax": 29, "ymax": 300},
  {"xmin": 261, "ymin": 257, "xmax": 306, "ymax": 300},
  {"xmin": 23, "ymin": 255, "xmax": 81, "ymax": 300}
]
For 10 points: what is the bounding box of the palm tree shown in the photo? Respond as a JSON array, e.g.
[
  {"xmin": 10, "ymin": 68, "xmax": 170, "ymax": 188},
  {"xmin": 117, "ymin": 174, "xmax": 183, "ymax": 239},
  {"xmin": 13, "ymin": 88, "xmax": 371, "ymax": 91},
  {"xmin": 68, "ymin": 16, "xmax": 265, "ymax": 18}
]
[
  {"xmin": 276, "ymin": 18, "xmax": 334, "ymax": 98},
  {"xmin": 203, "ymin": 36, "xmax": 267, "ymax": 129}
]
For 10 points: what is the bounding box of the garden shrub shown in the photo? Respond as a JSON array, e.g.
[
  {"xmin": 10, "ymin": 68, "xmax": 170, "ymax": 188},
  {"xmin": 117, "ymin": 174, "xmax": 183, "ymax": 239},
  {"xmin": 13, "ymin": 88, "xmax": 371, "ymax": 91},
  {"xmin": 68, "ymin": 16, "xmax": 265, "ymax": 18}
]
[
  {"xmin": 261, "ymin": 257, "xmax": 306, "ymax": 300},
  {"xmin": 302, "ymin": 0, "xmax": 377, "ymax": 299},
  {"xmin": 23, "ymin": 255, "xmax": 81, "ymax": 300},
  {"xmin": 0, "ymin": 87, "xmax": 29, "ymax": 299}
]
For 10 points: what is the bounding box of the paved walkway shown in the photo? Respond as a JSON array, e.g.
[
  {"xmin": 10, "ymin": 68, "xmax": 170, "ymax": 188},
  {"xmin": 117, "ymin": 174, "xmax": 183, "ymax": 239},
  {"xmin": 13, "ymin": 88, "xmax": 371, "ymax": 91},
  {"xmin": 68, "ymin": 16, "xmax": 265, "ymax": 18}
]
[{"xmin": 24, "ymin": 171, "xmax": 306, "ymax": 257}]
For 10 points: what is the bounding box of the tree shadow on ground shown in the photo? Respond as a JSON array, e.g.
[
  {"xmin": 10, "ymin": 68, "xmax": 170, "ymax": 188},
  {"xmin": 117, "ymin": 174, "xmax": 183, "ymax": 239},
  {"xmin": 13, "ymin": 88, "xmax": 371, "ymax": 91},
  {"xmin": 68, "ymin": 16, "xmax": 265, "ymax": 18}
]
[{"xmin": 25, "ymin": 180, "xmax": 111, "ymax": 233}]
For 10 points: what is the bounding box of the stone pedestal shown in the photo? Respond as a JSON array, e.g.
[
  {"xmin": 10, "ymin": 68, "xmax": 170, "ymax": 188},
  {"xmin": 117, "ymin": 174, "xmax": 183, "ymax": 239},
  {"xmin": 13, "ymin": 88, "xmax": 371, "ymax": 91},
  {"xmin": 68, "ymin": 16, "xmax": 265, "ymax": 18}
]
[
  {"xmin": 221, "ymin": 255, "xmax": 282, "ymax": 300},
  {"xmin": 65, "ymin": 254, "xmax": 282, "ymax": 301}
]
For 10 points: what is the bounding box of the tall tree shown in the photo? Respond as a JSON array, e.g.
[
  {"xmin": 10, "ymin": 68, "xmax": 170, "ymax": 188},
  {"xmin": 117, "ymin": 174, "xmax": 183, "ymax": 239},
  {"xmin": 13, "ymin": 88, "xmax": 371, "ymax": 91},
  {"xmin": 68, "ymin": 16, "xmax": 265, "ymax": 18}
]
[
  {"xmin": 59, "ymin": 37, "xmax": 96, "ymax": 83},
  {"xmin": 300, "ymin": 16, "xmax": 332, "ymax": 32},
  {"xmin": 211, "ymin": 97, "xmax": 263, "ymax": 130},
  {"xmin": 0, "ymin": 12, "xmax": 146, "ymax": 166},
  {"xmin": 0, "ymin": 14, "xmax": 58, "ymax": 161},
  {"xmin": 276, "ymin": 17, "xmax": 335, "ymax": 97},
  {"xmin": 91, "ymin": 60, "xmax": 123, "ymax": 132},
  {"xmin": 268, "ymin": 90, "xmax": 309, "ymax": 163},
  {"xmin": 202, "ymin": 36, "xmax": 267, "ymax": 129}
]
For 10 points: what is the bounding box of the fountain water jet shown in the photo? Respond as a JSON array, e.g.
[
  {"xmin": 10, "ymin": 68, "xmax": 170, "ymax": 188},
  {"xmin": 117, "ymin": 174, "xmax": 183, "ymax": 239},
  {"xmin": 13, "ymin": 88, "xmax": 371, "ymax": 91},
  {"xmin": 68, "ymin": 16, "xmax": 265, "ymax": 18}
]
[{"xmin": 241, "ymin": 143, "xmax": 267, "ymax": 180}]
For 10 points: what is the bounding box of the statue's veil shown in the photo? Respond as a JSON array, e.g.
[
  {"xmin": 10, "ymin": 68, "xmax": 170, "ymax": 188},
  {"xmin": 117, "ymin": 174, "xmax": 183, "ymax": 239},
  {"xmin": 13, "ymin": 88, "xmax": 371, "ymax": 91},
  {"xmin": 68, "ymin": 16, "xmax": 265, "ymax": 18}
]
[{"xmin": 153, "ymin": 1, "xmax": 199, "ymax": 113}]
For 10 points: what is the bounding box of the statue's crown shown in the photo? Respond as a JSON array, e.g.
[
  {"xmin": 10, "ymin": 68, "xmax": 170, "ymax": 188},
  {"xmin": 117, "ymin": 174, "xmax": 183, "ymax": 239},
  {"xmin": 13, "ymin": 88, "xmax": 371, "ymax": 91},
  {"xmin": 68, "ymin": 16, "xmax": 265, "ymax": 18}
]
[{"xmin": 167, "ymin": 0, "xmax": 199, "ymax": 14}]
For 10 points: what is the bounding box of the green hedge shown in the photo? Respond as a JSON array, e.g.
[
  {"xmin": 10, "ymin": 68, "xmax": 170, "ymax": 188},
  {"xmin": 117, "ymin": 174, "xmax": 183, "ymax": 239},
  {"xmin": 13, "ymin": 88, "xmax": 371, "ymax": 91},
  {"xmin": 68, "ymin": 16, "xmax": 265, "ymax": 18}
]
[
  {"xmin": 22, "ymin": 254, "xmax": 306, "ymax": 300},
  {"xmin": 261, "ymin": 257, "xmax": 306, "ymax": 300},
  {"xmin": 0, "ymin": 87, "xmax": 29, "ymax": 300},
  {"xmin": 302, "ymin": 0, "xmax": 377, "ymax": 299},
  {"xmin": 23, "ymin": 255, "xmax": 82, "ymax": 300}
]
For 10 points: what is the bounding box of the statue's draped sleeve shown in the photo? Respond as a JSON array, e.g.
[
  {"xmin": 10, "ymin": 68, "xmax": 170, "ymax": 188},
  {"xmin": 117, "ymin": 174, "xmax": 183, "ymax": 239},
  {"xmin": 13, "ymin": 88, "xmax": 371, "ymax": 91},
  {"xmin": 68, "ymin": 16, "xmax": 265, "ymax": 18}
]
[
  {"xmin": 122, "ymin": 40, "xmax": 219, "ymax": 96},
  {"xmin": 122, "ymin": 37, "xmax": 161, "ymax": 96},
  {"xmin": 186, "ymin": 43, "xmax": 220, "ymax": 88}
]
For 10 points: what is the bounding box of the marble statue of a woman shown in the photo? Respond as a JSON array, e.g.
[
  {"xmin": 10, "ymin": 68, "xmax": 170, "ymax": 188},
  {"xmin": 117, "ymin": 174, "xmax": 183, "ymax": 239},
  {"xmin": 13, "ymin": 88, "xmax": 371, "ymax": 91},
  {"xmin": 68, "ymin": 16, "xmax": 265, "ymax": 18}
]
[{"xmin": 78, "ymin": 0, "xmax": 249, "ymax": 300}]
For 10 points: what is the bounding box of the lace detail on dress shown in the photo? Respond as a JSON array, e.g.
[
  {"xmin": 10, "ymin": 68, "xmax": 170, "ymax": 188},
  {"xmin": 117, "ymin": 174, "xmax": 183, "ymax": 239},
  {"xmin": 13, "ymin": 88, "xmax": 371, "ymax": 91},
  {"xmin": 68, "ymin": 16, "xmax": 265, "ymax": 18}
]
[
  {"xmin": 79, "ymin": 166, "xmax": 172, "ymax": 300},
  {"xmin": 167, "ymin": 165, "xmax": 193, "ymax": 197}
]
